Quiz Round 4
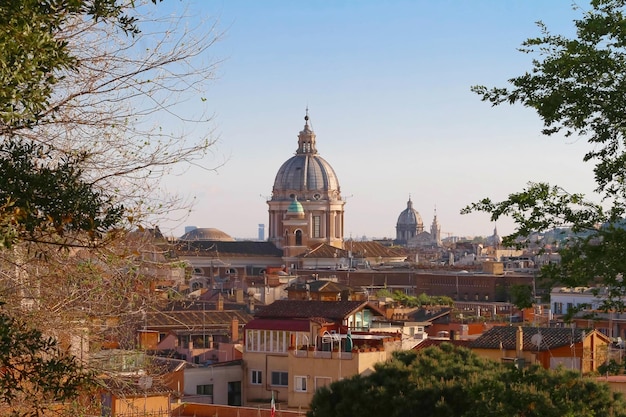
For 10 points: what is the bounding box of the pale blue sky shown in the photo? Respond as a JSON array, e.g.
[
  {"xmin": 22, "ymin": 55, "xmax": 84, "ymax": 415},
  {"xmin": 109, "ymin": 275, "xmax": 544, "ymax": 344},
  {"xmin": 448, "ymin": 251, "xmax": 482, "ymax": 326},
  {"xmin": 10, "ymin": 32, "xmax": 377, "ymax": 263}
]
[{"xmin": 156, "ymin": 1, "xmax": 599, "ymax": 240}]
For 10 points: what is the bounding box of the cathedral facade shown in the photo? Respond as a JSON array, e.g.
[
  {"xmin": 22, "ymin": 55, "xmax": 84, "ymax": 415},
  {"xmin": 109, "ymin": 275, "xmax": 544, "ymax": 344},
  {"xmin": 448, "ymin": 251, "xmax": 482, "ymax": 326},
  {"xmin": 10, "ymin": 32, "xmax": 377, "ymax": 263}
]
[
  {"xmin": 395, "ymin": 197, "xmax": 441, "ymax": 248},
  {"xmin": 267, "ymin": 111, "xmax": 345, "ymax": 257}
]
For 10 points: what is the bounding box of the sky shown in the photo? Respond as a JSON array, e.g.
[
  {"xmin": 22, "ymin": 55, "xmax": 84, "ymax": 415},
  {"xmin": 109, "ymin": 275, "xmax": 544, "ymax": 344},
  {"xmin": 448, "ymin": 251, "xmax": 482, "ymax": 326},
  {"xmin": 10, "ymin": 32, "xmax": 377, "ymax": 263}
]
[{"xmin": 155, "ymin": 0, "xmax": 600, "ymax": 241}]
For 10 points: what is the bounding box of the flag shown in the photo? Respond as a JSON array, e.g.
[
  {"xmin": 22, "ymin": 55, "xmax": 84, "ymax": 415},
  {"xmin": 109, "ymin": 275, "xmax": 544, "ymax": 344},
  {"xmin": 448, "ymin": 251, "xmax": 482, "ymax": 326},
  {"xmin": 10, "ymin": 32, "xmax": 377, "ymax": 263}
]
[{"xmin": 270, "ymin": 391, "xmax": 276, "ymax": 417}]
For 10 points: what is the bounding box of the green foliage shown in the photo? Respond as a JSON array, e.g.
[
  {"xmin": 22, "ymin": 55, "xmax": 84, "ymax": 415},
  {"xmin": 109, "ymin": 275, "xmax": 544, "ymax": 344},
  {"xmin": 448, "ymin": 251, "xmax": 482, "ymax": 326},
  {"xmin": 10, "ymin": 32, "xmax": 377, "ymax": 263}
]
[
  {"xmin": 308, "ymin": 344, "xmax": 626, "ymax": 417},
  {"xmin": 471, "ymin": 0, "xmax": 626, "ymax": 201},
  {"xmin": 376, "ymin": 290, "xmax": 454, "ymax": 307},
  {"xmin": 0, "ymin": 0, "xmax": 151, "ymax": 132},
  {"xmin": 466, "ymin": 0, "xmax": 626, "ymax": 310},
  {"xmin": 461, "ymin": 182, "xmax": 604, "ymax": 247},
  {"xmin": 0, "ymin": 1, "xmax": 169, "ymax": 414},
  {"xmin": 0, "ymin": 312, "xmax": 92, "ymax": 417},
  {"xmin": 0, "ymin": 139, "xmax": 124, "ymax": 248},
  {"xmin": 509, "ymin": 284, "xmax": 534, "ymax": 309},
  {"xmin": 599, "ymin": 359, "xmax": 624, "ymax": 375},
  {"xmin": 376, "ymin": 289, "xmax": 393, "ymax": 299}
]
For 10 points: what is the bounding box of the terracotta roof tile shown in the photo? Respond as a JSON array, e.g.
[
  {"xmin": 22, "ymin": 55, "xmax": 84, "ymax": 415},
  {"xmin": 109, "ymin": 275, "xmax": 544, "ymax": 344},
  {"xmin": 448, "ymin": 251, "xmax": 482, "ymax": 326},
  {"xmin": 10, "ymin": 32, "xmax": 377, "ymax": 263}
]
[
  {"xmin": 469, "ymin": 326, "xmax": 589, "ymax": 351},
  {"xmin": 146, "ymin": 309, "xmax": 253, "ymax": 332},
  {"xmin": 348, "ymin": 241, "xmax": 405, "ymax": 258},
  {"xmin": 409, "ymin": 307, "xmax": 452, "ymax": 322},
  {"xmin": 413, "ymin": 339, "xmax": 472, "ymax": 351},
  {"xmin": 299, "ymin": 241, "xmax": 405, "ymax": 260},
  {"xmin": 286, "ymin": 279, "xmax": 351, "ymax": 293},
  {"xmin": 174, "ymin": 241, "xmax": 283, "ymax": 257},
  {"xmin": 299, "ymin": 243, "xmax": 348, "ymax": 259},
  {"xmin": 254, "ymin": 300, "xmax": 381, "ymax": 321}
]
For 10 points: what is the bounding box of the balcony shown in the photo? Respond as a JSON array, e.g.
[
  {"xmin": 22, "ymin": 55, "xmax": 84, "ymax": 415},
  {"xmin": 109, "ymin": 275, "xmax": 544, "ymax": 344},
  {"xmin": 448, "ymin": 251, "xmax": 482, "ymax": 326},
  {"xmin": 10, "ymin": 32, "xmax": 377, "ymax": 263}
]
[{"xmin": 290, "ymin": 347, "xmax": 383, "ymax": 359}]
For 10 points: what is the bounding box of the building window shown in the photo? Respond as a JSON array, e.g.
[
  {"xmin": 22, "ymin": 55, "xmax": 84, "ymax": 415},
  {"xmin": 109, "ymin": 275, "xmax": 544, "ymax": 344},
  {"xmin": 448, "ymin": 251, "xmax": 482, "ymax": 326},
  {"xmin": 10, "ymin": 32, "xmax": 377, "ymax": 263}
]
[
  {"xmin": 313, "ymin": 216, "xmax": 321, "ymax": 238},
  {"xmin": 228, "ymin": 381, "xmax": 242, "ymax": 406},
  {"xmin": 193, "ymin": 334, "xmax": 212, "ymax": 349},
  {"xmin": 554, "ymin": 302, "xmax": 563, "ymax": 315},
  {"xmin": 271, "ymin": 371, "xmax": 288, "ymax": 387},
  {"xmin": 246, "ymin": 330, "xmax": 308, "ymax": 353},
  {"xmin": 197, "ymin": 384, "xmax": 213, "ymax": 396},
  {"xmin": 178, "ymin": 334, "xmax": 190, "ymax": 348},
  {"xmin": 294, "ymin": 376, "xmax": 307, "ymax": 392},
  {"xmin": 295, "ymin": 230, "xmax": 303, "ymax": 246},
  {"xmin": 315, "ymin": 376, "xmax": 332, "ymax": 391},
  {"xmin": 251, "ymin": 370, "xmax": 262, "ymax": 385}
]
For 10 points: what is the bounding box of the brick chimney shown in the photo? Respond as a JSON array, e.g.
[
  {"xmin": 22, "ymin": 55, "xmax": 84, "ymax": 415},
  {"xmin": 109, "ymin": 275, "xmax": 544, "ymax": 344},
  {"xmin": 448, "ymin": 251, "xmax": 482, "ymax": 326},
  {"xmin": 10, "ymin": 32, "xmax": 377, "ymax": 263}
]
[
  {"xmin": 217, "ymin": 293, "xmax": 224, "ymax": 311},
  {"xmin": 231, "ymin": 316, "xmax": 239, "ymax": 343}
]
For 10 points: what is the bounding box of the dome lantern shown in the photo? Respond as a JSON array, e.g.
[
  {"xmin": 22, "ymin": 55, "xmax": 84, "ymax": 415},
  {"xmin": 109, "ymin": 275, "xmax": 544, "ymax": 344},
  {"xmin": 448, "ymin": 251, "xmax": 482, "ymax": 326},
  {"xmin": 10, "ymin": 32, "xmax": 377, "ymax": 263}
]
[{"xmin": 297, "ymin": 108, "xmax": 317, "ymax": 155}]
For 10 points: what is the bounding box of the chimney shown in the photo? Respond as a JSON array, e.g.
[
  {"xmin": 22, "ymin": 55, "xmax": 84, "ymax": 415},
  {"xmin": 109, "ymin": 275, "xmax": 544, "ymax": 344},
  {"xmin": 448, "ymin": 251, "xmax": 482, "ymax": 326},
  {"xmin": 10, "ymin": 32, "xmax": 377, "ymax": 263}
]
[
  {"xmin": 217, "ymin": 293, "xmax": 224, "ymax": 311},
  {"xmin": 231, "ymin": 316, "xmax": 239, "ymax": 343},
  {"xmin": 247, "ymin": 296, "xmax": 255, "ymax": 313},
  {"xmin": 516, "ymin": 326, "xmax": 524, "ymax": 358},
  {"xmin": 236, "ymin": 288, "xmax": 244, "ymax": 303}
]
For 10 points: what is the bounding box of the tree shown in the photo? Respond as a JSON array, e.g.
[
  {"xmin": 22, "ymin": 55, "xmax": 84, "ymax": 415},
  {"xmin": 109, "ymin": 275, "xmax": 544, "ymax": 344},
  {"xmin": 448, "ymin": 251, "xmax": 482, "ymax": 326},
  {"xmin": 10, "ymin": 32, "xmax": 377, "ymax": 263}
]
[
  {"xmin": 0, "ymin": 0, "xmax": 221, "ymax": 413},
  {"xmin": 509, "ymin": 284, "xmax": 534, "ymax": 310},
  {"xmin": 1, "ymin": 0, "xmax": 221, "ymax": 227},
  {"xmin": 376, "ymin": 289, "xmax": 454, "ymax": 307},
  {"xmin": 0, "ymin": 312, "xmax": 93, "ymax": 417},
  {"xmin": 308, "ymin": 344, "xmax": 626, "ymax": 417},
  {"xmin": 0, "ymin": 0, "xmax": 145, "ymax": 132},
  {"xmin": 0, "ymin": 139, "xmax": 123, "ymax": 249},
  {"xmin": 465, "ymin": 0, "xmax": 626, "ymax": 309}
]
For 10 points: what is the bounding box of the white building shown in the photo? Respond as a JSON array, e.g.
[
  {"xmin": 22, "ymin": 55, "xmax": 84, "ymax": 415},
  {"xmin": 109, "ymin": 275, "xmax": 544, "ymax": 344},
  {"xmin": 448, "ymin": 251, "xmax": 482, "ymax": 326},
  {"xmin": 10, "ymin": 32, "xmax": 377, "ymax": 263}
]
[{"xmin": 550, "ymin": 286, "xmax": 610, "ymax": 315}]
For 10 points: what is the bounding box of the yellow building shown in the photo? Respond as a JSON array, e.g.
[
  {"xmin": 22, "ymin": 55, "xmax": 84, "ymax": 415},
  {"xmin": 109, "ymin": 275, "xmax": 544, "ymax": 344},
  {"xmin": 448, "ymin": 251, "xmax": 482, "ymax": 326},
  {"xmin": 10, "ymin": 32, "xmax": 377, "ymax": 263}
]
[
  {"xmin": 470, "ymin": 326, "xmax": 610, "ymax": 373},
  {"xmin": 242, "ymin": 300, "xmax": 401, "ymax": 409}
]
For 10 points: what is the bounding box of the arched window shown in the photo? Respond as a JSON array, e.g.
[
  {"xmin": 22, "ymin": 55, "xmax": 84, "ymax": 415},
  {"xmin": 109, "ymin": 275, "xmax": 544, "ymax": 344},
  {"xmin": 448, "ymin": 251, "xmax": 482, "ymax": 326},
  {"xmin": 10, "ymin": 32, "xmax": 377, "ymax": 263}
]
[{"xmin": 295, "ymin": 230, "xmax": 303, "ymax": 246}]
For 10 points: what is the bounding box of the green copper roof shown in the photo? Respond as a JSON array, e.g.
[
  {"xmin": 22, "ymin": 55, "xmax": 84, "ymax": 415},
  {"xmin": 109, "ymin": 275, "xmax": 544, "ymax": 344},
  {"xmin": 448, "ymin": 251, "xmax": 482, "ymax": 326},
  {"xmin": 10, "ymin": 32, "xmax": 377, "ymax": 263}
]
[{"xmin": 287, "ymin": 197, "xmax": 304, "ymax": 213}]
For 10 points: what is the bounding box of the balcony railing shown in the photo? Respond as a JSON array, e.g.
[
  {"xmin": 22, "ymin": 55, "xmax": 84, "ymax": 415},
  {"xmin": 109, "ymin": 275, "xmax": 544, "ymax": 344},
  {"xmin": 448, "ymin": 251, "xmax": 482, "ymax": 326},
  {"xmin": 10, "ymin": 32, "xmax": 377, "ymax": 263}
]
[{"xmin": 290, "ymin": 349, "xmax": 357, "ymax": 359}]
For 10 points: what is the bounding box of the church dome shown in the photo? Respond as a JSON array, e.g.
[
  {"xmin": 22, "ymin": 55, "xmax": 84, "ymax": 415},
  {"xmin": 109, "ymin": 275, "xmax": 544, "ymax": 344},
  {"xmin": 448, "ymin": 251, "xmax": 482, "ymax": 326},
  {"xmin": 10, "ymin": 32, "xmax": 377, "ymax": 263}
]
[
  {"xmin": 271, "ymin": 111, "xmax": 341, "ymax": 201},
  {"xmin": 287, "ymin": 197, "xmax": 305, "ymax": 214},
  {"xmin": 267, "ymin": 110, "xmax": 346, "ymax": 250},
  {"xmin": 179, "ymin": 227, "xmax": 235, "ymax": 241},
  {"xmin": 397, "ymin": 198, "xmax": 423, "ymax": 227}
]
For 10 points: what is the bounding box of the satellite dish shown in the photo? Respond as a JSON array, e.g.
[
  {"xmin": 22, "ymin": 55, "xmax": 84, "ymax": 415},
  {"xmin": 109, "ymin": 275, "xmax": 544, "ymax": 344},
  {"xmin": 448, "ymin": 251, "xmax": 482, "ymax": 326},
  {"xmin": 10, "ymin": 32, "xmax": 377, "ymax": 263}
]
[
  {"xmin": 138, "ymin": 375, "xmax": 153, "ymax": 390},
  {"xmin": 531, "ymin": 334, "xmax": 543, "ymax": 348}
]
